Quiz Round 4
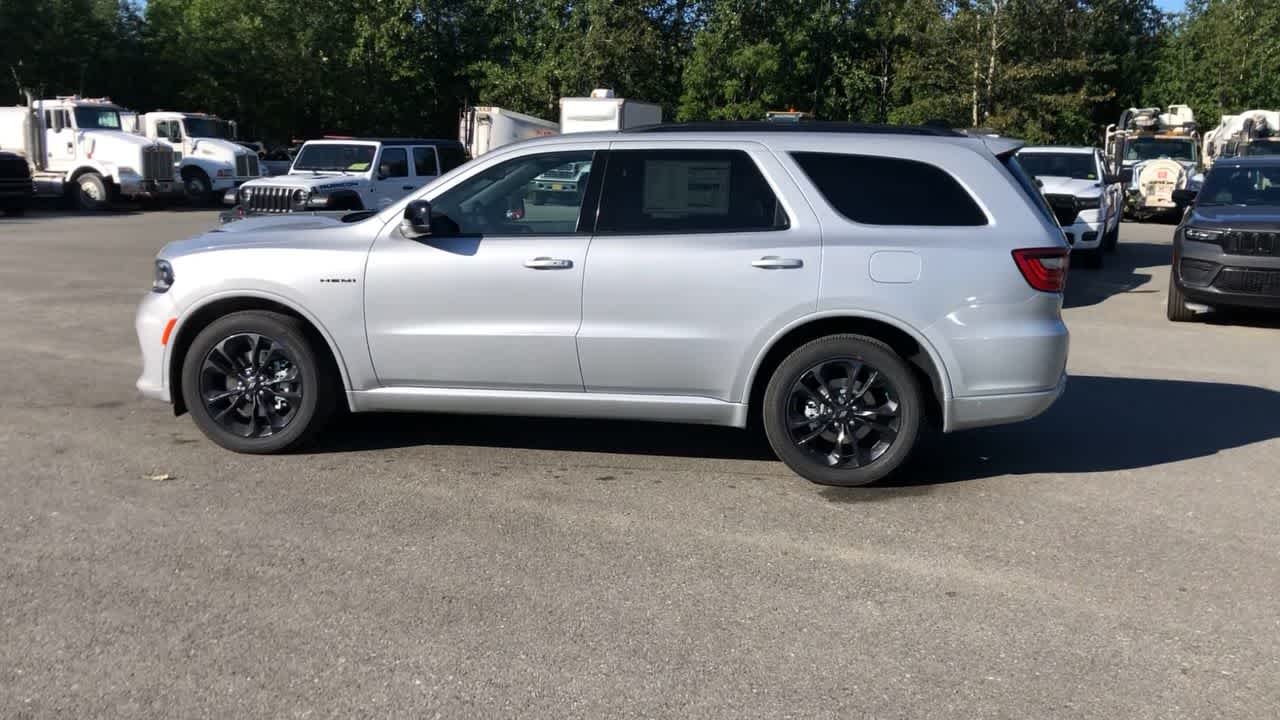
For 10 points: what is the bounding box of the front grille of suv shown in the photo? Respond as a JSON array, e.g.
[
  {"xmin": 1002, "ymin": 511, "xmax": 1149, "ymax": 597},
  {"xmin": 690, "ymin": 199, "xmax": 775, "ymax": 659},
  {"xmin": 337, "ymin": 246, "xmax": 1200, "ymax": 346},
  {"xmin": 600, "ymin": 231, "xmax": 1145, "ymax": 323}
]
[
  {"xmin": 1221, "ymin": 230, "xmax": 1280, "ymax": 257},
  {"xmin": 235, "ymin": 154, "xmax": 260, "ymax": 178},
  {"xmin": 142, "ymin": 146, "xmax": 176, "ymax": 182},
  {"xmin": 1213, "ymin": 267, "xmax": 1280, "ymax": 296},
  {"xmin": 244, "ymin": 186, "xmax": 303, "ymax": 213},
  {"xmin": 1042, "ymin": 194, "xmax": 1078, "ymax": 227}
]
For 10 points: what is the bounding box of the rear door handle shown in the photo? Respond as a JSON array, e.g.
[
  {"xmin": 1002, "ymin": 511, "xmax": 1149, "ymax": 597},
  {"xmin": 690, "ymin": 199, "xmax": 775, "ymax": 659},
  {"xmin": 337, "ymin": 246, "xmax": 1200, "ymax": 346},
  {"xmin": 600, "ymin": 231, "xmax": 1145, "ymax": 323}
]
[
  {"xmin": 524, "ymin": 257, "xmax": 573, "ymax": 270},
  {"xmin": 751, "ymin": 256, "xmax": 804, "ymax": 269}
]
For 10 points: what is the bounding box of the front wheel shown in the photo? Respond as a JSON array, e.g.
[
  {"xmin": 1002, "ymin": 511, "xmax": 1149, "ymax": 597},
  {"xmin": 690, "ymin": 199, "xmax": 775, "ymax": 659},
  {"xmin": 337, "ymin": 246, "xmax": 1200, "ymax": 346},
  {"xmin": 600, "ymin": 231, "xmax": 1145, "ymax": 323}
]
[
  {"xmin": 73, "ymin": 172, "xmax": 110, "ymax": 211},
  {"xmin": 183, "ymin": 170, "xmax": 213, "ymax": 205},
  {"xmin": 1166, "ymin": 272, "xmax": 1199, "ymax": 322},
  {"xmin": 181, "ymin": 311, "xmax": 336, "ymax": 453},
  {"xmin": 763, "ymin": 334, "xmax": 922, "ymax": 486}
]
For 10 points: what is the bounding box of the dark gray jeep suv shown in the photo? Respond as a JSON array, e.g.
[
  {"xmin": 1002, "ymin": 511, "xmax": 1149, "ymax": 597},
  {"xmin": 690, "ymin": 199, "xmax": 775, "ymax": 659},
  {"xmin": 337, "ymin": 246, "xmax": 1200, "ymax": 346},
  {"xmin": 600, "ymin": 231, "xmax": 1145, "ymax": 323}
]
[{"xmin": 1168, "ymin": 156, "xmax": 1280, "ymax": 321}]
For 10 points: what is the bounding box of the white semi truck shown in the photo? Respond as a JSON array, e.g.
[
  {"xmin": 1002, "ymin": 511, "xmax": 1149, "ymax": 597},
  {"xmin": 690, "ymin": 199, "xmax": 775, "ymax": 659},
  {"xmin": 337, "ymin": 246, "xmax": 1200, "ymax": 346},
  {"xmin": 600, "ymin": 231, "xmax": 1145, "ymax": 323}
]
[
  {"xmin": 459, "ymin": 106, "xmax": 559, "ymax": 158},
  {"xmin": 1203, "ymin": 110, "xmax": 1280, "ymax": 168},
  {"xmin": 135, "ymin": 111, "xmax": 263, "ymax": 202},
  {"xmin": 0, "ymin": 94, "xmax": 179, "ymax": 210}
]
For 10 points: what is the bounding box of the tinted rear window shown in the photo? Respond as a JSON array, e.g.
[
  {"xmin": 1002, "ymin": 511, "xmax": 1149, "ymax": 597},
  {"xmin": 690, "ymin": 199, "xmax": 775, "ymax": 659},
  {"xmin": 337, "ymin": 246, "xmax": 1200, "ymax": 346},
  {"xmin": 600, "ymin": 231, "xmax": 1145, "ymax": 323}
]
[
  {"xmin": 792, "ymin": 152, "xmax": 987, "ymax": 226},
  {"xmin": 597, "ymin": 149, "xmax": 788, "ymax": 234}
]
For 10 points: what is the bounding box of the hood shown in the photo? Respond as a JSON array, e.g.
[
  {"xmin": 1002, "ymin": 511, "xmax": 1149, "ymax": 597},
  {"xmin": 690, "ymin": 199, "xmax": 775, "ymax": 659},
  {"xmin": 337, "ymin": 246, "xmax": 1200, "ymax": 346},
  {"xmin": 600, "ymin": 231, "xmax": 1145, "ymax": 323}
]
[
  {"xmin": 80, "ymin": 129, "xmax": 161, "ymax": 160},
  {"xmin": 1188, "ymin": 204, "xmax": 1280, "ymax": 229},
  {"xmin": 188, "ymin": 137, "xmax": 254, "ymax": 159},
  {"xmin": 1035, "ymin": 176, "xmax": 1105, "ymax": 198},
  {"xmin": 240, "ymin": 172, "xmax": 367, "ymax": 193},
  {"xmin": 160, "ymin": 213, "xmax": 351, "ymax": 257}
]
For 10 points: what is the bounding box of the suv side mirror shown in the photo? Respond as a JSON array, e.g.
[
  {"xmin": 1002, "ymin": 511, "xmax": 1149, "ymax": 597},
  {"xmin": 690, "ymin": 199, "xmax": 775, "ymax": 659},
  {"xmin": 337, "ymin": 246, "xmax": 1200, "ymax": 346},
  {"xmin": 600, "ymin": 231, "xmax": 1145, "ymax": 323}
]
[
  {"xmin": 401, "ymin": 200, "xmax": 433, "ymax": 238},
  {"xmin": 1172, "ymin": 188, "xmax": 1198, "ymax": 206},
  {"xmin": 378, "ymin": 164, "xmax": 392, "ymax": 180},
  {"xmin": 1103, "ymin": 173, "xmax": 1122, "ymax": 185}
]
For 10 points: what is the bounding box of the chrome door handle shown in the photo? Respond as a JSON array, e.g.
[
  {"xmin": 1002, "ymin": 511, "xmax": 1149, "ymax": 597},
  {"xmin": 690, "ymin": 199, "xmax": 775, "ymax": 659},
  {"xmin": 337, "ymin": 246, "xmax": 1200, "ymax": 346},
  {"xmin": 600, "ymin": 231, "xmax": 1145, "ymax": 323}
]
[
  {"xmin": 524, "ymin": 257, "xmax": 573, "ymax": 270},
  {"xmin": 751, "ymin": 256, "xmax": 804, "ymax": 269}
]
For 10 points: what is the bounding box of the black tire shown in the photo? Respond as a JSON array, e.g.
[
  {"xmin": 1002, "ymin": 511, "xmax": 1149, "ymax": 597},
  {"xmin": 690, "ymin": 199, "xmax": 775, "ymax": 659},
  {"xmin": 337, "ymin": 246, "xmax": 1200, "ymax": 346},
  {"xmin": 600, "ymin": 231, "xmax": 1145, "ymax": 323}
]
[
  {"xmin": 183, "ymin": 169, "xmax": 214, "ymax": 205},
  {"xmin": 762, "ymin": 334, "xmax": 922, "ymax": 487},
  {"xmin": 1103, "ymin": 222, "xmax": 1119, "ymax": 252},
  {"xmin": 1075, "ymin": 247, "xmax": 1103, "ymax": 269},
  {"xmin": 181, "ymin": 311, "xmax": 336, "ymax": 453},
  {"xmin": 1166, "ymin": 271, "xmax": 1198, "ymax": 322},
  {"xmin": 2, "ymin": 206, "xmax": 25, "ymax": 217},
  {"xmin": 73, "ymin": 172, "xmax": 110, "ymax": 211}
]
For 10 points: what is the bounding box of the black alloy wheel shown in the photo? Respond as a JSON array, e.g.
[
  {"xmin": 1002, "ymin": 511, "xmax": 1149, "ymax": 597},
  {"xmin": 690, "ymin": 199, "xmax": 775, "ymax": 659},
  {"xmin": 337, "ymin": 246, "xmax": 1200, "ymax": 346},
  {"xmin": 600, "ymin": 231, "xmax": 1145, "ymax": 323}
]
[
  {"xmin": 199, "ymin": 332, "xmax": 303, "ymax": 438},
  {"xmin": 784, "ymin": 358, "xmax": 901, "ymax": 469}
]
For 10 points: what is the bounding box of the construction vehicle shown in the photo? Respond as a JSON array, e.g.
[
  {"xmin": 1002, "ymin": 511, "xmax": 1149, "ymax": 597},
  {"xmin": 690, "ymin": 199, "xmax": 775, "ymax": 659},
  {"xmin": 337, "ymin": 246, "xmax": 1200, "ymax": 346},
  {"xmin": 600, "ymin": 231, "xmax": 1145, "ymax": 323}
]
[
  {"xmin": 1105, "ymin": 105, "xmax": 1203, "ymax": 220},
  {"xmin": 1203, "ymin": 110, "xmax": 1280, "ymax": 169},
  {"xmin": 0, "ymin": 93, "xmax": 178, "ymax": 210}
]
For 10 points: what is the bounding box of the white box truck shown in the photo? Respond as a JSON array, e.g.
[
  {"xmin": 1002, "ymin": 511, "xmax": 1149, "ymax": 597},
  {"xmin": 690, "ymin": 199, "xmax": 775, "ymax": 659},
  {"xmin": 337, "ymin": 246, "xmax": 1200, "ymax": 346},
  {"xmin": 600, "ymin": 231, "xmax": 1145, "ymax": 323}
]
[
  {"xmin": 0, "ymin": 94, "xmax": 179, "ymax": 210},
  {"xmin": 459, "ymin": 106, "xmax": 559, "ymax": 158},
  {"xmin": 559, "ymin": 89, "xmax": 662, "ymax": 133}
]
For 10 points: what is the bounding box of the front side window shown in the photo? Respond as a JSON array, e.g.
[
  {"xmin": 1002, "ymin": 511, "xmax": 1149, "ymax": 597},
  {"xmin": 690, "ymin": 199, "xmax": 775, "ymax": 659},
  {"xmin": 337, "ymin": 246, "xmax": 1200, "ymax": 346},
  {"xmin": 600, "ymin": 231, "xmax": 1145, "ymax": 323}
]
[
  {"xmin": 73, "ymin": 108, "xmax": 122, "ymax": 130},
  {"xmin": 429, "ymin": 150, "xmax": 595, "ymax": 236},
  {"xmin": 293, "ymin": 143, "xmax": 377, "ymax": 172},
  {"xmin": 413, "ymin": 147, "xmax": 439, "ymax": 177},
  {"xmin": 1017, "ymin": 152, "xmax": 1099, "ymax": 181},
  {"xmin": 596, "ymin": 149, "xmax": 787, "ymax": 234},
  {"xmin": 793, "ymin": 152, "xmax": 987, "ymax": 226},
  {"xmin": 184, "ymin": 117, "xmax": 232, "ymax": 139},
  {"xmin": 379, "ymin": 148, "xmax": 409, "ymax": 178}
]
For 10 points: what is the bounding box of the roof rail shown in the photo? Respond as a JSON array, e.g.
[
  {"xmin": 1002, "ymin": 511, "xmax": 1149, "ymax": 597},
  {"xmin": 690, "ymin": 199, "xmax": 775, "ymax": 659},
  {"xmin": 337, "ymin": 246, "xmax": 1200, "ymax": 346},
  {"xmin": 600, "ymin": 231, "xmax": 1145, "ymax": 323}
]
[{"xmin": 622, "ymin": 121, "xmax": 964, "ymax": 137}]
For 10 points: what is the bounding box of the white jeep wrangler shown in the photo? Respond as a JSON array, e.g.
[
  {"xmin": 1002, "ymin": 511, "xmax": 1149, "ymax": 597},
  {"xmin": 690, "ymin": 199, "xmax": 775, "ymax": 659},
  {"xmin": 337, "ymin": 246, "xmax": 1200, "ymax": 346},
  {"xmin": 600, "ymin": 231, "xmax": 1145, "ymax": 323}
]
[{"xmin": 227, "ymin": 138, "xmax": 467, "ymax": 215}]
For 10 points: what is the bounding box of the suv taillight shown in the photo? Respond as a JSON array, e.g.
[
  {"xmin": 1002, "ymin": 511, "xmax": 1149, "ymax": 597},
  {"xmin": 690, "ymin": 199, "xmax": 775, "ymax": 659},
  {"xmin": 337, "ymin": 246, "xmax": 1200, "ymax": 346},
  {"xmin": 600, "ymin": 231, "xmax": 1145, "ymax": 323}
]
[{"xmin": 1012, "ymin": 248, "xmax": 1069, "ymax": 293}]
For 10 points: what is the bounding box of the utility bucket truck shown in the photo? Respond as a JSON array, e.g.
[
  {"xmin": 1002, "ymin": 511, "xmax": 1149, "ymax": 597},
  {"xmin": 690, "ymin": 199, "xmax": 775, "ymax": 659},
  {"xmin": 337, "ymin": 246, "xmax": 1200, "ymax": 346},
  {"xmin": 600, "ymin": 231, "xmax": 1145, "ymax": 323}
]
[
  {"xmin": 1203, "ymin": 110, "xmax": 1280, "ymax": 169},
  {"xmin": 136, "ymin": 111, "xmax": 263, "ymax": 203},
  {"xmin": 459, "ymin": 107, "xmax": 559, "ymax": 158},
  {"xmin": 0, "ymin": 94, "xmax": 179, "ymax": 210},
  {"xmin": 1105, "ymin": 105, "xmax": 1203, "ymax": 221},
  {"xmin": 559, "ymin": 89, "xmax": 662, "ymax": 133}
]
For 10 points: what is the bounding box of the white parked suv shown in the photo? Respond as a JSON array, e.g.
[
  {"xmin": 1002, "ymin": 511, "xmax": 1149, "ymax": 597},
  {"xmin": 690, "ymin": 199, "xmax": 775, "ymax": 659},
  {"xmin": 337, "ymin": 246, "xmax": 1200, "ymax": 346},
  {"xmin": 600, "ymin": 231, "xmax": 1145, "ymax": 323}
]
[
  {"xmin": 136, "ymin": 123, "xmax": 1070, "ymax": 486},
  {"xmin": 1016, "ymin": 146, "xmax": 1123, "ymax": 267},
  {"xmin": 227, "ymin": 137, "xmax": 467, "ymax": 214}
]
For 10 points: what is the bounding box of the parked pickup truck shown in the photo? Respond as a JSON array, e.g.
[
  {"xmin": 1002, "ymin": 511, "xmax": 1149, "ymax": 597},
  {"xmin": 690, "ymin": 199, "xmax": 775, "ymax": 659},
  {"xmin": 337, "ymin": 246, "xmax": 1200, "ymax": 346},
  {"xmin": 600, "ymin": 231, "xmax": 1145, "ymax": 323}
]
[{"xmin": 226, "ymin": 137, "xmax": 466, "ymax": 215}]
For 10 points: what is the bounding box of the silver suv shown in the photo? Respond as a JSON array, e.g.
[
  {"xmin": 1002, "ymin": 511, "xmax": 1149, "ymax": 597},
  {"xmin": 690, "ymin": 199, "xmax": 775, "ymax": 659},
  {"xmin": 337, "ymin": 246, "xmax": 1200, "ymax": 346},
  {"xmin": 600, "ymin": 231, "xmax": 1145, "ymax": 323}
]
[{"xmin": 136, "ymin": 123, "xmax": 1070, "ymax": 486}]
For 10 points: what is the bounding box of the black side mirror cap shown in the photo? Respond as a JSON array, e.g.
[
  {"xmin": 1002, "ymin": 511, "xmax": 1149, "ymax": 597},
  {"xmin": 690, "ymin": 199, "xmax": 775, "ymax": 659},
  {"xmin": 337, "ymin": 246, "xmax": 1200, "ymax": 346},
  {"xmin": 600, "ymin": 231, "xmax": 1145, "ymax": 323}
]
[
  {"xmin": 1172, "ymin": 188, "xmax": 1198, "ymax": 206},
  {"xmin": 401, "ymin": 199, "xmax": 432, "ymax": 238},
  {"xmin": 1118, "ymin": 168, "xmax": 1134, "ymax": 184}
]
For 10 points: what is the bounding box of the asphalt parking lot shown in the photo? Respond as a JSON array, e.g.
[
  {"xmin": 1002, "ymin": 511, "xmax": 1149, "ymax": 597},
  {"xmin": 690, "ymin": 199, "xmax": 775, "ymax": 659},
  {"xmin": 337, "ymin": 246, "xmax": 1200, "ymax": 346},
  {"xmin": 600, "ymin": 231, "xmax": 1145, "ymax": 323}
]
[{"xmin": 2, "ymin": 209, "xmax": 1277, "ymax": 718}]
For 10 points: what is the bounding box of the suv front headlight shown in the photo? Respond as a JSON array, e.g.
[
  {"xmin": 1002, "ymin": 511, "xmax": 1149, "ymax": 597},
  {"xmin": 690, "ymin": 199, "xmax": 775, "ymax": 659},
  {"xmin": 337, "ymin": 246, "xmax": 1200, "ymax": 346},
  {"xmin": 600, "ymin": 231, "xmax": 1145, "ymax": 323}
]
[
  {"xmin": 1184, "ymin": 227, "xmax": 1223, "ymax": 243},
  {"xmin": 152, "ymin": 259, "xmax": 175, "ymax": 293}
]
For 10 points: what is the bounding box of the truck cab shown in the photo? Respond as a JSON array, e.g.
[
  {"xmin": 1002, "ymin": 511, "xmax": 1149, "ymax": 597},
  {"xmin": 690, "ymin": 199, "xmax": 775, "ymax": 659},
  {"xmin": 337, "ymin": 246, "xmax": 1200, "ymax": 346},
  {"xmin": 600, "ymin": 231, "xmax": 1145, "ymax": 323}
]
[
  {"xmin": 227, "ymin": 138, "xmax": 467, "ymax": 215},
  {"xmin": 1105, "ymin": 105, "xmax": 1204, "ymax": 220},
  {"xmin": 138, "ymin": 111, "xmax": 263, "ymax": 202},
  {"xmin": 0, "ymin": 96, "xmax": 179, "ymax": 210}
]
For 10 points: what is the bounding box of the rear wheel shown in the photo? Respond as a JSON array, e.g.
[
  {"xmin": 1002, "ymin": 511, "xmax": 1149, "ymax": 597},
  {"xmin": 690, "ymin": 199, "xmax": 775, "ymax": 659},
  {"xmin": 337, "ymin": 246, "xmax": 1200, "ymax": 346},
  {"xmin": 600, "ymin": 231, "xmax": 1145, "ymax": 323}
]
[
  {"xmin": 73, "ymin": 172, "xmax": 110, "ymax": 211},
  {"xmin": 1166, "ymin": 272, "xmax": 1199, "ymax": 322},
  {"xmin": 2, "ymin": 206, "xmax": 24, "ymax": 217},
  {"xmin": 181, "ymin": 311, "xmax": 336, "ymax": 453},
  {"xmin": 763, "ymin": 335, "xmax": 922, "ymax": 487}
]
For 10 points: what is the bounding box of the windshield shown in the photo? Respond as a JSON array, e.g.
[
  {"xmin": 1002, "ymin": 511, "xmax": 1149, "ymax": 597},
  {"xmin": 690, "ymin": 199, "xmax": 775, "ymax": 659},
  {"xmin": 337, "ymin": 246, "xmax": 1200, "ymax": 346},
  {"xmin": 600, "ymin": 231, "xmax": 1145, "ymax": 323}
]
[
  {"xmin": 1124, "ymin": 137, "xmax": 1196, "ymax": 163},
  {"xmin": 184, "ymin": 117, "xmax": 234, "ymax": 139},
  {"xmin": 73, "ymin": 107, "xmax": 123, "ymax": 130},
  {"xmin": 1198, "ymin": 164, "xmax": 1280, "ymax": 206},
  {"xmin": 1242, "ymin": 142, "xmax": 1280, "ymax": 157},
  {"xmin": 292, "ymin": 144, "xmax": 376, "ymax": 172},
  {"xmin": 1017, "ymin": 153, "xmax": 1099, "ymax": 181}
]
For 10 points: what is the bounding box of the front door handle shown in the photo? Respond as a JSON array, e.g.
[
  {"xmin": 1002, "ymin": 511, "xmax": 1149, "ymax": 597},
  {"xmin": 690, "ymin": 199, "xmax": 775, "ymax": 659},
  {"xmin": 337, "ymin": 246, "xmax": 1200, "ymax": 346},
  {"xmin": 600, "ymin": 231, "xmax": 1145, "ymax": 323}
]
[
  {"xmin": 751, "ymin": 256, "xmax": 804, "ymax": 270},
  {"xmin": 524, "ymin": 257, "xmax": 573, "ymax": 270}
]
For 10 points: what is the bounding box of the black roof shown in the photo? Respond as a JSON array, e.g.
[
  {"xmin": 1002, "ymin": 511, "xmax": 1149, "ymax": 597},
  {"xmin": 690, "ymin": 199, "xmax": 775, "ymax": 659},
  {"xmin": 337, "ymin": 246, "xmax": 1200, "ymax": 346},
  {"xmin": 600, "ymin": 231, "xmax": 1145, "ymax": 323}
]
[
  {"xmin": 623, "ymin": 121, "xmax": 964, "ymax": 138},
  {"xmin": 316, "ymin": 137, "xmax": 463, "ymax": 147}
]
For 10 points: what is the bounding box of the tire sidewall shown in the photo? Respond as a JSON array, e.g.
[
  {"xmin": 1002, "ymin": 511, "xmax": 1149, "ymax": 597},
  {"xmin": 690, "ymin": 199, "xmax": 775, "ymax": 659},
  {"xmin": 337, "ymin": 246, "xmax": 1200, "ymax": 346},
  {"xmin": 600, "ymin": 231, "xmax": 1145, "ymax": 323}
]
[
  {"xmin": 181, "ymin": 312, "xmax": 325, "ymax": 453},
  {"xmin": 185, "ymin": 171, "xmax": 211, "ymax": 201},
  {"xmin": 763, "ymin": 335, "xmax": 922, "ymax": 487},
  {"xmin": 76, "ymin": 173, "xmax": 108, "ymax": 211}
]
